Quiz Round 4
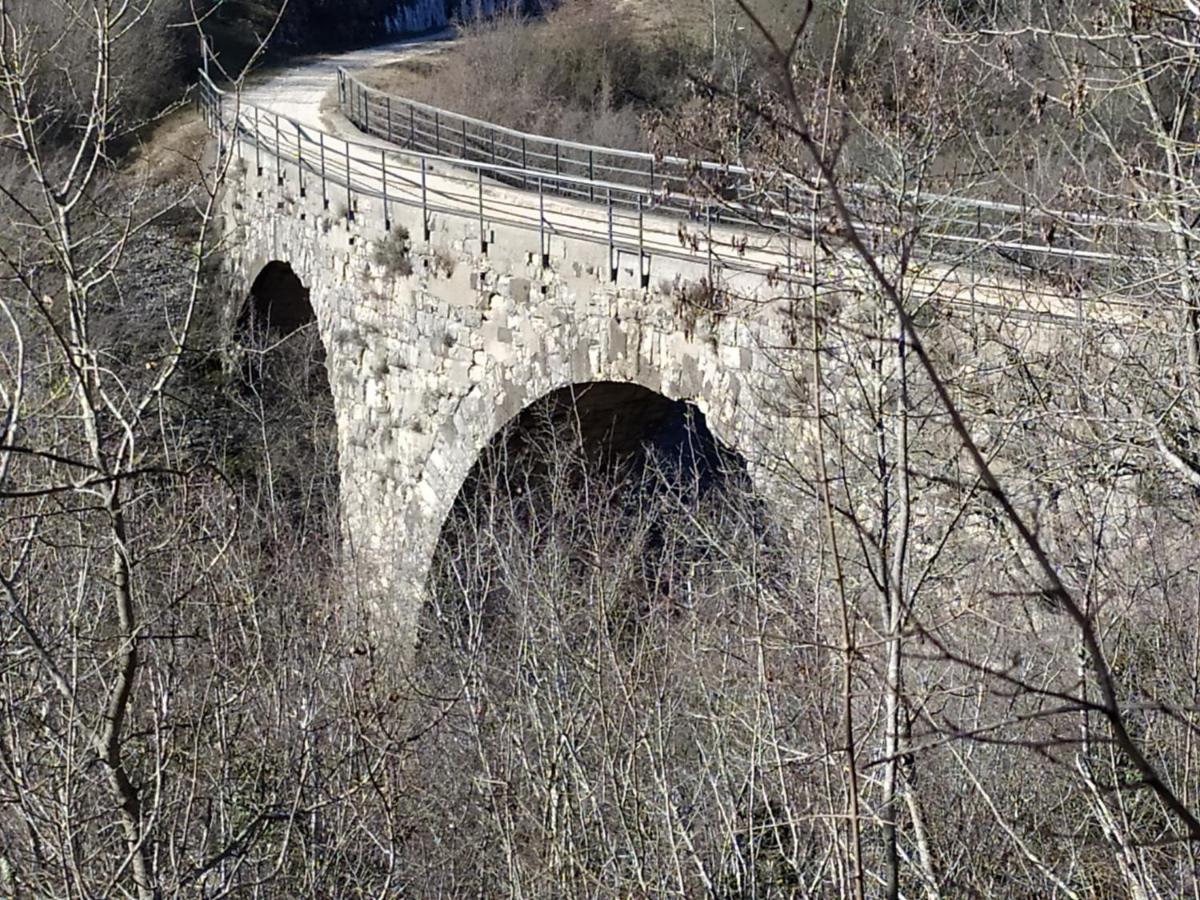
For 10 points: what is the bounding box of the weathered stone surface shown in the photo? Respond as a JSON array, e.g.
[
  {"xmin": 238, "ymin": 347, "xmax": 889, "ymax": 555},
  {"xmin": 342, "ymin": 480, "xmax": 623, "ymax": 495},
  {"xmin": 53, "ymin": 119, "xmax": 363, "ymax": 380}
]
[{"xmin": 216, "ymin": 158, "xmax": 801, "ymax": 655}]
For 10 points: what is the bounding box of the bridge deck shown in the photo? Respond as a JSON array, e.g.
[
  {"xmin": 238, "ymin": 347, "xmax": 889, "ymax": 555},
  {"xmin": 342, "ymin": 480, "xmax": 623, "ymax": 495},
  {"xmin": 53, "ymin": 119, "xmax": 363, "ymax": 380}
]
[{"xmin": 200, "ymin": 72, "xmax": 1172, "ymax": 328}]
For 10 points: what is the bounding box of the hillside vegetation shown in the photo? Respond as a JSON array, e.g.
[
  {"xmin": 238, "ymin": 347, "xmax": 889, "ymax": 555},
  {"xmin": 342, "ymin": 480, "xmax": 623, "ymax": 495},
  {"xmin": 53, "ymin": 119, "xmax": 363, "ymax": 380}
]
[
  {"xmin": 362, "ymin": 0, "xmax": 1142, "ymax": 212},
  {"xmin": 361, "ymin": 0, "xmax": 701, "ymax": 148},
  {"xmin": 4, "ymin": 1, "xmax": 1200, "ymax": 897},
  {"xmin": 1, "ymin": 1, "xmax": 460, "ymax": 151}
]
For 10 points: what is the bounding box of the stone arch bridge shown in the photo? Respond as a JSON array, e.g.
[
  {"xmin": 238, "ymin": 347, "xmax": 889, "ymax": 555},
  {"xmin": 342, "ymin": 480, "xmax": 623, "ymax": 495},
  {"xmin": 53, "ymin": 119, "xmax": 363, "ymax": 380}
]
[{"xmin": 202, "ymin": 68, "xmax": 1141, "ymax": 647}]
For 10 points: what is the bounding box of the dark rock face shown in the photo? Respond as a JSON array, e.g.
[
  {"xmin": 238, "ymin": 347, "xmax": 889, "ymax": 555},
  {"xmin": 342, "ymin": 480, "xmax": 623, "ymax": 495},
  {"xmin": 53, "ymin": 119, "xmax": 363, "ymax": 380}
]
[
  {"xmin": 271, "ymin": 1, "xmax": 540, "ymax": 50},
  {"xmin": 205, "ymin": 1, "xmax": 546, "ymax": 70},
  {"xmin": 203, "ymin": 0, "xmax": 457, "ymax": 67},
  {"xmin": 279, "ymin": 0, "xmax": 454, "ymax": 47}
]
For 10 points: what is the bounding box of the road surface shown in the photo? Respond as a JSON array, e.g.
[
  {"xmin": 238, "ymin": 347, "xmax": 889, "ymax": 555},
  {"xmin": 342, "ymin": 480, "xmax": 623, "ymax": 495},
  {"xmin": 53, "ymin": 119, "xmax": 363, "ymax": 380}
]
[{"xmin": 242, "ymin": 30, "xmax": 453, "ymax": 138}]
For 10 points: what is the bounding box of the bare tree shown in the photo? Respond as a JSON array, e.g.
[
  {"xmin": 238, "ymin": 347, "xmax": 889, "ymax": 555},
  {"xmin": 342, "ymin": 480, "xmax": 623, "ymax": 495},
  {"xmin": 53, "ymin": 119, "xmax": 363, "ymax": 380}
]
[
  {"xmin": 0, "ymin": 3, "xmax": 414, "ymax": 895},
  {"xmin": 717, "ymin": 0, "xmax": 1200, "ymax": 891}
]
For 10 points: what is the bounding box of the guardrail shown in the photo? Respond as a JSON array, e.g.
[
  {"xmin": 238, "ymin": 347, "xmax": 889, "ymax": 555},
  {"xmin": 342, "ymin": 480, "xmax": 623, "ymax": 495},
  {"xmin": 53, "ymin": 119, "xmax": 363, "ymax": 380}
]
[
  {"xmin": 197, "ymin": 66, "xmax": 1173, "ymax": 324},
  {"xmin": 336, "ymin": 67, "xmax": 1172, "ymax": 275},
  {"xmin": 199, "ymin": 74, "xmax": 800, "ymax": 286}
]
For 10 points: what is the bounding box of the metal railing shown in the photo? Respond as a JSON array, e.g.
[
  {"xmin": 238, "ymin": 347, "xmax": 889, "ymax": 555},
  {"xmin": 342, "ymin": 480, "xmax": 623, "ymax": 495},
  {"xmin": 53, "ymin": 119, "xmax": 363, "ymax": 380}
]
[
  {"xmin": 200, "ymin": 74, "xmax": 797, "ymax": 287},
  {"xmin": 336, "ymin": 67, "xmax": 802, "ymax": 230},
  {"xmin": 197, "ymin": 65, "xmax": 1174, "ymax": 328},
  {"xmin": 336, "ymin": 67, "xmax": 1172, "ymax": 276}
]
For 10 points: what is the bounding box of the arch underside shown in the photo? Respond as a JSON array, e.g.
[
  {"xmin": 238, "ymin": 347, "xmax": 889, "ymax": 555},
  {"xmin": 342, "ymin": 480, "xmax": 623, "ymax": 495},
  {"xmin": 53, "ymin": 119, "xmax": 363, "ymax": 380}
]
[
  {"xmin": 238, "ymin": 260, "xmax": 316, "ymax": 335},
  {"xmin": 481, "ymin": 381, "xmax": 733, "ymax": 469},
  {"xmin": 427, "ymin": 379, "xmax": 752, "ymax": 586}
]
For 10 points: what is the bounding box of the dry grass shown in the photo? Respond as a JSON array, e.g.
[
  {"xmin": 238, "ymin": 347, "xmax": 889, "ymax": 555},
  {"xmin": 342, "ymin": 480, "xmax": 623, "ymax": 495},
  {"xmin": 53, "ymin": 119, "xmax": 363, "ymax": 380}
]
[
  {"xmin": 122, "ymin": 107, "xmax": 212, "ymax": 185},
  {"xmin": 357, "ymin": 54, "xmax": 449, "ymax": 96},
  {"xmin": 345, "ymin": 0, "xmax": 703, "ymax": 150}
]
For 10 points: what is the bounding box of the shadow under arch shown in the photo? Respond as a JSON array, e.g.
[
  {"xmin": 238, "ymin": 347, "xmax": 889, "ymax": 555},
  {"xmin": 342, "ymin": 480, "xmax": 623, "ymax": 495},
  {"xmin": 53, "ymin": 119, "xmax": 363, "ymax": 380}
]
[
  {"xmin": 423, "ymin": 380, "xmax": 760, "ymax": 649},
  {"xmin": 480, "ymin": 380, "xmax": 744, "ymax": 479},
  {"xmin": 236, "ymin": 260, "xmax": 316, "ymax": 337}
]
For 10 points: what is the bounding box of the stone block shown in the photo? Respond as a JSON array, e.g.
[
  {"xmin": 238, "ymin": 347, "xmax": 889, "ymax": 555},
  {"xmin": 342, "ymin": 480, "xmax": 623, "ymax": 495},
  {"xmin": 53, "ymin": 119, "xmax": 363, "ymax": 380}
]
[
  {"xmin": 607, "ymin": 320, "xmax": 627, "ymax": 359},
  {"xmin": 447, "ymin": 361, "xmax": 472, "ymax": 388},
  {"xmin": 482, "ymin": 304, "xmax": 506, "ymax": 333},
  {"xmin": 509, "ymin": 277, "xmax": 531, "ymax": 304},
  {"xmin": 720, "ymin": 345, "xmax": 752, "ymax": 370}
]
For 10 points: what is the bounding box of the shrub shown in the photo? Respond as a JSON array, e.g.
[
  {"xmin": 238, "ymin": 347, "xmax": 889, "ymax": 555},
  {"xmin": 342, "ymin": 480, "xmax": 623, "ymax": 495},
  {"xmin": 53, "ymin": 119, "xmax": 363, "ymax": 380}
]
[
  {"xmin": 403, "ymin": 0, "xmax": 701, "ymax": 150},
  {"xmin": 11, "ymin": 1, "xmax": 189, "ymax": 143},
  {"xmin": 372, "ymin": 225, "xmax": 414, "ymax": 278}
]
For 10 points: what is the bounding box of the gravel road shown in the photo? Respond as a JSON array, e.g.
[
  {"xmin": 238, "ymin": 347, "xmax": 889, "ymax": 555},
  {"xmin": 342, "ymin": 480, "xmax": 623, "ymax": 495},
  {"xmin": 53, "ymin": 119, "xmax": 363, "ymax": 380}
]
[{"xmin": 240, "ymin": 29, "xmax": 452, "ymax": 138}]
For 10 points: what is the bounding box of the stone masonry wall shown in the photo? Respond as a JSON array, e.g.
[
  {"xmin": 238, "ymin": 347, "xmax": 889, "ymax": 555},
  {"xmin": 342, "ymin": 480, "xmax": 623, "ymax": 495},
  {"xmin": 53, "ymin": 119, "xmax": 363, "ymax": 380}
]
[{"xmin": 216, "ymin": 153, "xmax": 806, "ymax": 653}]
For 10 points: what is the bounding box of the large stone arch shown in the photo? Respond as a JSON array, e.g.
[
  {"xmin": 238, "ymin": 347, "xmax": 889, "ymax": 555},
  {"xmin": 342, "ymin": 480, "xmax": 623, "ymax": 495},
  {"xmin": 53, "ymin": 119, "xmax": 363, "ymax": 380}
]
[
  {"xmin": 416, "ymin": 373, "xmax": 746, "ymax": 575},
  {"xmin": 420, "ymin": 377, "xmax": 750, "ymax": 645},
  {"xmin": 380, "ymin": 305, "xmax": 784, "ymax": 652},
  {"xmin": 320, "ymin": 270, "xmax": 798, "ymax": 657}
]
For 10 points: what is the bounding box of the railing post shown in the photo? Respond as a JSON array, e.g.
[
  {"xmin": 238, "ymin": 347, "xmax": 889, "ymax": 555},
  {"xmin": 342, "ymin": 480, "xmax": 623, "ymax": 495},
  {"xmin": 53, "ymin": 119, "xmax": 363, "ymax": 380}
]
[
  {"xmin": 296, "ymin": 121, "xmax": 305, "ymax": 197},
  {"xmin": 435, "ymin": 111, "xmax": 441, "ymax": 154},
  {"xmin": 363, "ymin": 85, "xmax": 369, "ymax": 134},
  {"xmin": 320, "ymin": 131, "xmax": 328, "ymax": 209},
  {"xmin": 254, "ymin": 107, "xmax": 262, "ymax": 176},
  {"xmin": 216, "ymin": 94, "xmax": 225, "ymax": 158},
  {"xmin": 607, "ymin": 188, "xmax": 615, "ymax": 282},
  {"xmin": 706, "ymin": 202, "xmax": 714, "ymax": 287},
  {"xmin": 462, "ymin": 120, "xmax": 468, "ymax": 159},
  {"xmin": 274, "ymin": 113, "xmax": 282, "ymax": 186},
  {"xmin": 421, "ymin": 157, "xmax": 429, "ymax": 240},
  {"xmin": 521, "ymin": 136, "xmax": 527, "ymax": 190},
  {"xmin": 638, "ymin": 195, "xmax": 646, "ymax": 288},
  {"xmin": 409, "ymin": 102, "xmax": 416, "ymax": 150},
  {"xmin": 234, "ymin": 102, "xmax": 243, "ymax": 163},
  {"xmin": 538, "ymin": 176, "xmax": 546, "ymax": 267},
  {"xmin": 345, "ymin": 139, "xmax": 353, "ymax": 222},
  {"xmin": 382, "ymin": 150, "xmax": 390, "ymax": 230},
  {"xmin": 588, "ymin": 149, "xmax": 595, "ymax": 202},
  {"xmin": 784, "ymin": 184, "xmax": 792, "ymax": 283},
  {"xmin": 491, "ymin": 131, "xmax": 497, "ymax": 166},
  {"xmin": 649, "ymin": 156, "xmax": 655, "ymax": 199},
  {"xmin": 478, "ymin": 166, "xmax": 486, "ymax": 253},
  {"xmin": 555, "ymin": 144, "xmax": 561, "ymax": 178}
]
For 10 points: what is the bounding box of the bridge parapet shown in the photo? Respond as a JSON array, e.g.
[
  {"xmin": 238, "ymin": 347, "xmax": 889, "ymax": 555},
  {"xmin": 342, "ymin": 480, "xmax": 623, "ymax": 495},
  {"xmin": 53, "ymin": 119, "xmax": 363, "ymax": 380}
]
[{"xmin": 210, "ymin": 87, "xmax": 810, "ymax": 654}]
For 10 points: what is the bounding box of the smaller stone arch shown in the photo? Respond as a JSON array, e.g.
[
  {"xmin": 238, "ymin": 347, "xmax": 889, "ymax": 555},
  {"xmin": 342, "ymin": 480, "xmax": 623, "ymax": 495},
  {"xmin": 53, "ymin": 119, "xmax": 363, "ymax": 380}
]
[{"xmin": 237, "ymin": 260, "xmax": 315, "ymax": 335}]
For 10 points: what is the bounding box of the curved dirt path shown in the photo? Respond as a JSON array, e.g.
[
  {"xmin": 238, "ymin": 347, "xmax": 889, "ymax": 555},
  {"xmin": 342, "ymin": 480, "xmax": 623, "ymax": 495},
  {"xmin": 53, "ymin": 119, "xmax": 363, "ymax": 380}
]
[{"xmin": 241, "ymin": 29, "xmax": 453, "ymax": 139}]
